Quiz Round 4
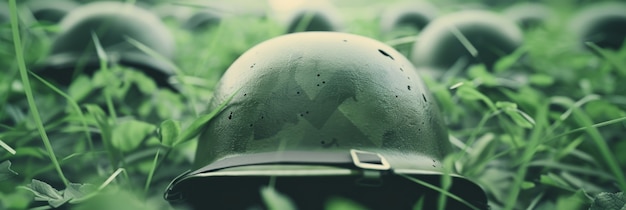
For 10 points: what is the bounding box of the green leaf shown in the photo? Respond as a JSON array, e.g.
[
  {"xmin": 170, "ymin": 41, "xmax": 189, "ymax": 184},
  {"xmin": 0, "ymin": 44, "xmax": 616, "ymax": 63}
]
[
  {"xmin": 456, "ymin": 85, "xmax": 495, "ymax": 110},
  {"xmin": 22, "ymin": 179, "xmax": 68, "ymax": 208},
  {"xmin": 0, "ymin": 160, "xmax": 17, "ymax": 181},
  {"xmin": 325, "ymin": 197, "xmax": 369, "ymax": 210},
  {"xmin": 496, "ymin": 101, "xmax": 534, "ymax": 128},
  {"xmin": 158, "ymin": 119, "xmax": 181, "ymax": 147},
  {"xmin": 260, "ymin": 186, "xmax": 296, "ymax": 210},
  {"xmin": 521, "ymin": 181, "xmax": 535, "ymax": 190},
  {"xmin": 539, "ymin": 173, "xmax": 574, "ymax": 191},
  {"xmin": 67, "ymin": 75, "xmax": 93, "ymax": 102},
  {"xmin": 412, "ymin": 197, "xmax": 425, "ymax": 210},
  {"xmin": 494, "ymin": 46, "xmax": 526, "ymax": 73},
  {"xmin": 63, "ymin": 183, "xmax": 90, "ymax": 201},
  {"xmin": 556, "ymin": 190, "xmax": 592, "ymax": 210},
  {"xmin": 495, "ymin": 101, "xmax": 518, "ymax": 110},
  {"xmin": 589, "ymin": 192, "xmax": 625, "ymax": 210},
  {"xmin": 528, "ymin": 74, "xmax": 555, "ymax": 86},
  {"xmin": 468, "ymin": 64, "xmax": 498, "ymax": 86},
  {"xmin": 111, "ymin": 120, "xmax": 155, "ymax": 152}
]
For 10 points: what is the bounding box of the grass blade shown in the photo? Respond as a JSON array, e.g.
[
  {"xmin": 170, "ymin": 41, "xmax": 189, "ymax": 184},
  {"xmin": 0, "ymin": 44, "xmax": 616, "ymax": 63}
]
[
  {"xmin": 398, "ymin": 174, "xmax": 480, "ymax": 210},
  {"xmin": 8, "ymin": 0, "xmax": 69, "ymax": 187},
  {"xmin": 504, "ymin": 102, "xmax": 549, "ymax": 210},
  {"xmin": 29, "ymin": 72, "xmax": 95, "ymax": 152},
  {"xmin": 174, "ymin": 87, "xmax": 241, "ymax": 147},
  {"xmin": 143, "ymin": 149, "xmax": 160, "ymax": 193},
  {"xmin": 569, "ymin": 106, "xmax": 626, "ymax": 191},
  {"xmin": 98, "ymin": 168, "xmax": 125, "ymax": 191},
  {"xmin": 91, "ymin": 32, "xmax": 117, "ymax": 121},
  {"xmin": 0, "ymin": 139, "xmax": 16, "ymax": 155}
]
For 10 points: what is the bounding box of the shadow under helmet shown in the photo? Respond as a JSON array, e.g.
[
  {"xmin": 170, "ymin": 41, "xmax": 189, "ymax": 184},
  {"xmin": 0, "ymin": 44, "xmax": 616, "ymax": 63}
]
[
  {"xmin": 164, "ymin": 32, "xmax": 487, "ymax": 210},
  {"xmin": 36, "ymin": 1, "xmax": 176, "ymax": 89}
]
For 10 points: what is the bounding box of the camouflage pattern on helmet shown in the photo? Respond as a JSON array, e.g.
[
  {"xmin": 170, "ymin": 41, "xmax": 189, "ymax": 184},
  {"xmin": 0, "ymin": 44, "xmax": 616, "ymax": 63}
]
[{"xmin": 194, "ymin": 32, "xmax": 451, "ymax": 170}]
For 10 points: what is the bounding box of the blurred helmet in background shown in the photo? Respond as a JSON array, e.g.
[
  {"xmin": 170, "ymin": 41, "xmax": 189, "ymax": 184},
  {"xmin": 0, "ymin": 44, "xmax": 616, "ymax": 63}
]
[{"xmin": 36, "ymin": 1, "xmax": 176, "ymax": 89}]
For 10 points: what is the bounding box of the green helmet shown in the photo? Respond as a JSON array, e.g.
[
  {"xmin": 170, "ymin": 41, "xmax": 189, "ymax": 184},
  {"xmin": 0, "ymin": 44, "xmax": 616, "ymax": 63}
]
[
  {"xmin": 36, "ymin": 1, "xmax": 176, "ymax": 88},
  {"xmin": 503, "ymin": 3, "xmax": 552, "ymax": 30},
  {"xmin": 379, "ymin": 1, "xmax": 438, "ymax": 35},
  {"xmin": 27, "ymin": 0, "xmax": 78, "ymax": 24},
  {"xmin": 569, "ymin": 2, "xmax": 626, "ymax": 51},
  {"xmin": 285, "ymin": 8, "xmax": 342, "ymax": 33},
  {"xmin": 183, "ymin": 10, "xmax": 221, "ymax": 31},
  {"xmin": 411, "ymin": 10, "xmax": 523, "ymax": 72},
  {"xmin": 164, "ymin": 32, "xmax": 487, "ymax": 209}
]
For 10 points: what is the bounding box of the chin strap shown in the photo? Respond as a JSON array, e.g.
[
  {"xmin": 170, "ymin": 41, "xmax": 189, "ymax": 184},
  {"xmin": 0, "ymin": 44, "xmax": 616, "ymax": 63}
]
[{"xmin": 164, "ymin": 149, "xmax": 391, "ymax": 201}]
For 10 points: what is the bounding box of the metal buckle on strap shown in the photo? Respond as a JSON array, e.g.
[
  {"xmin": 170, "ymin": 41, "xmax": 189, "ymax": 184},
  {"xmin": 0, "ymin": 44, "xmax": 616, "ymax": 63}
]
[{"xmin": 350, "ymin": 149, "xmax": 391, "ymax": 170}]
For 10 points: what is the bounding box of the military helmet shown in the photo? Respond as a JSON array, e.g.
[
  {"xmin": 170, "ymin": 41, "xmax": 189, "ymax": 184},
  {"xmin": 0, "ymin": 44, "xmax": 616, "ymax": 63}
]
[
  {"xmin": 379, "ymin": 1, "xmax": 438, "ymax": 35},
  {"xmin": 285, "ymin": 8, "xmax": 342, "ymax": 33},
  {"xmin": 27, "ymin": 0, "xmax": 78, "ymax": 24},
  {"xmin": 183, "ymin": 10, "xmax": 221, "ymax": 31},
  {"xmin": 164, "ymin": 32, "xmax": 487, "ymax": 209},
  {"xmin": 36, "ymin": 1, "xmax": 176, "ymax": 88},
  {"xmin": 503, "ymin": 3, "xmax": 552, "ymax": 30},
  {"xmin": 569, "ymin": 2, "xmax": 626, "ymax": 51},
  {"xmin": 411, "ymin": 10, "xmax": 523, "ymax": 72}
]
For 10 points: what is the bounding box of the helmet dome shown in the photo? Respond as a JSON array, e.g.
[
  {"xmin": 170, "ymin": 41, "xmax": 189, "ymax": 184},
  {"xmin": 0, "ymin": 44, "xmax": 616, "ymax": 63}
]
[
  {"xmin": 411, "ymin": 10, "xmax": 523, "ymax": 72},
  {"xmin": 503, "ymin": 3, "xmax": 552, "ymax": 30},
  {"xmin": 569, "ymin": 2, "xmax": 626, "ymax": 51},
  {"xmin": 285, "ymin": 8, "xmax": 342, "ymax": 33},
  {"xmin": 165, "ymin": 32, "xmax": 487, "ymax": 209},
  {"xmin": 379, "ymin": 1, "xmax": 439, "ymax": 35},
  {"xmin": 183, "ymin": 10, "xmax": 221, "ymax": 31},
  {"xmin": 27, "ymin": 0, "xmax": 78, "ymax": 24},
  {"xmin": 36, "ymin": 1, "xmax": 175, "ymax": 88}
]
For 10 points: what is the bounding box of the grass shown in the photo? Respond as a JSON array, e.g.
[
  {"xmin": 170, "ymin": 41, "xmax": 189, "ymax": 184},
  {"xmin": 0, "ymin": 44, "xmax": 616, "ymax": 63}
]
[{"xmin": 1, "ymin": 0, "xmax": 626, "ymax": 210}]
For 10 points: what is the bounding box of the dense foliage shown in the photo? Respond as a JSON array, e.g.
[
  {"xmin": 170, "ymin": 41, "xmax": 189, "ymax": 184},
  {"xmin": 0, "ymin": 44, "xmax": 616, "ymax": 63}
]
[{"xmin": 1, "ymin": 0, "xmax": 625, "ymax": 209}]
